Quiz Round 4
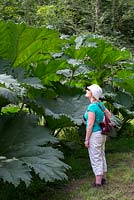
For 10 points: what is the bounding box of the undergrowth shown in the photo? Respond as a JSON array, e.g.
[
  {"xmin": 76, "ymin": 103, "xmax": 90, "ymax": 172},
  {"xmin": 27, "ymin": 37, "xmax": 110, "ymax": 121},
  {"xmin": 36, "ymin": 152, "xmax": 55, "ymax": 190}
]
[{"xmin": 0, "ymin": 136, "xmax": 134, "ymax": 200}]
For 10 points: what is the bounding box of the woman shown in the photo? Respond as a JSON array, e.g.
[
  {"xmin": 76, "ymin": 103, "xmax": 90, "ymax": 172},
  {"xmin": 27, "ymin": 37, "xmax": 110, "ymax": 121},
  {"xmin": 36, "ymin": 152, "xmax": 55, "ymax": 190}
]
[{"xmin": 83, "ymin": 84, "xmax": 111, "ymax": 187}]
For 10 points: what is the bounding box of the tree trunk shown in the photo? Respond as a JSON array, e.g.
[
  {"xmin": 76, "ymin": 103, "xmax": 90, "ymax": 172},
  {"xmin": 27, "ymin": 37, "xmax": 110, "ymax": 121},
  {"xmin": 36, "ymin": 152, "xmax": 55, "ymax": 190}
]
[
  {"xmin": 95, "ymin": 0, "xmax": 101, "ymax": 32},
  {"xmin": 37, "ymin": 0, "xmax": 44, "ymax": 5},
  {"xmin": 111, "ymin": 0, "xmax": 119, "ymax": 30}
]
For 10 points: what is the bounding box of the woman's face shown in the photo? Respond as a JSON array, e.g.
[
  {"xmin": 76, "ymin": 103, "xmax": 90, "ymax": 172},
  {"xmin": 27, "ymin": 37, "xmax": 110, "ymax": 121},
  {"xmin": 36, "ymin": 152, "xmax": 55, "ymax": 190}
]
[{"xmin": 85, "ymin": 88, "xmax": 92, "ymax": 98}]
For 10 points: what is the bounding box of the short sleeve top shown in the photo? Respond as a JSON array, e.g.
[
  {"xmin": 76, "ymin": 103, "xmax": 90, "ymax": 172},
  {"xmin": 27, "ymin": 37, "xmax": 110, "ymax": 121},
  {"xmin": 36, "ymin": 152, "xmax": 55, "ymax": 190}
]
[{"xmin": 83, "ymin": 102, "xmax": 106, "ymax": 132}]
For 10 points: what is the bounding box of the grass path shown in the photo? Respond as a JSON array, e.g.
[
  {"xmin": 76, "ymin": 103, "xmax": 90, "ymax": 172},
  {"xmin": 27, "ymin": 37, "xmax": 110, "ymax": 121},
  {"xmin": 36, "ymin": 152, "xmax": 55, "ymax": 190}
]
[
  {"xmin": 47, "ymin": 138, "xmax": 134, "ymax": 200},
  {"xmin": 68, "ymin": 152, "xmax": 134, "ymax": 200}
]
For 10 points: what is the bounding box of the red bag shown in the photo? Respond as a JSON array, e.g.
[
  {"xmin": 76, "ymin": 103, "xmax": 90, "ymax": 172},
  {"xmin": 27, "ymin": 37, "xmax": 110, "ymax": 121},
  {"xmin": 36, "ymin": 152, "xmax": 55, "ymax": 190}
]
[
  {"xmin": 97, "ymin": 103, "xmax": 115, "ymax": 135},
  {"xmin": 100, "ymin": 115, "xmax": 113, "ymax": 135}
]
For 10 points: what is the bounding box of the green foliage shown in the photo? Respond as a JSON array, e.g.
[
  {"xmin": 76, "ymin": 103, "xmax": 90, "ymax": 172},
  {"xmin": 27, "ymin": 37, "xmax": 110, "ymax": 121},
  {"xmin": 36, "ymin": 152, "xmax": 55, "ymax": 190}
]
[
  {"xmin": 0, "ymin": 87, "xmax": 17, "ymax": 109},
  {"xmin": 0, "ymin": 72, "xmax": 71, "ymax": 186},
  {"xmin": 0, "ymin": 0, "xmax": 134, "ymax": 48},
  {"xmin": 0, "ymin": 20, "xmax": 133, "ymax": 187},
  {"xmin": 0, "ymin": 20, "xmax": 65, "ymax": 68},
  {"xmin": 73, "ymin": 35, "xmax": 130, "ymax": 65},
  {"xmin": 0, "ymin": 113, "xmax": 69, "ymax": 186},
  {"xmin": 61, "ymin": 34, "xmax": 130, "ymax": 87},
  {"xmin": 0, "ymin": 73, "xmax": 21, "ymax": 109},
  {"xmin": 113, "ymin": 63, "xmax": 134, "ymax": 95},
  {"xmin": 36, "ymin": 84, "xmax": 88, "ymax": 128},
  {"xmin": 32, "ymin": 59, "xmax": 68, "ymax": 84}
]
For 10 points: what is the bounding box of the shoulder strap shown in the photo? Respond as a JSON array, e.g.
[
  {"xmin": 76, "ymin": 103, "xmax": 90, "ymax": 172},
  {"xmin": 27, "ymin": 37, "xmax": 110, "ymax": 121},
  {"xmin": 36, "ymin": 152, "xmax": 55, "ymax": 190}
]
[
  {"xmin": 97, "ymin": 102, "xmax": 105, "ymax": 112},
  {"xmin": 97, "ymin": 103, "xmax": 111, "ymax": 124}
]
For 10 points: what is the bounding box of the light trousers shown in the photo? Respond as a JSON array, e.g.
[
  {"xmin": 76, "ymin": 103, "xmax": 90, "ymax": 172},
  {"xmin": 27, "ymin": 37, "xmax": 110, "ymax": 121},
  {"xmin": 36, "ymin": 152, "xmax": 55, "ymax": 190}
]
[{"xmin": 88, "ymin": 131, "xmax": 107, "ymax": 176}]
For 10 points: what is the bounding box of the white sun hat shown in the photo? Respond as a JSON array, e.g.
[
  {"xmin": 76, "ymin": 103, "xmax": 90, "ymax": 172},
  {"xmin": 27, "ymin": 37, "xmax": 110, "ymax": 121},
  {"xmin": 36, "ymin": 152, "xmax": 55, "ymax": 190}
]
[{"xmin": 87, "ymin": 84, "xmax": 102, "ymax": 100}]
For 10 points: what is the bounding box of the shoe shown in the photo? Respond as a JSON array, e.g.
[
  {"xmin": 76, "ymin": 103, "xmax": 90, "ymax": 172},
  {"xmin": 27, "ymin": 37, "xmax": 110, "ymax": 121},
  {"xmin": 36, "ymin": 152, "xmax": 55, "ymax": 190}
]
[
  {"xmin": 101, "ymin": 178, "xmax": 106, "ymax": 185},
  {"xmin": 92, "ymin": 183, "xmax": 102, "ymax": 188}
]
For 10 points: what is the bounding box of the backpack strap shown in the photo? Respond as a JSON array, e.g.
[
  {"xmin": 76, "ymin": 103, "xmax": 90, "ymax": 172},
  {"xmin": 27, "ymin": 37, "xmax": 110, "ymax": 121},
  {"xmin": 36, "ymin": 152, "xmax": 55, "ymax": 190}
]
[
  {"xmin": 97, "ymin": 103, "xmax": 111, "ymax": 124},
  {"xmin": 97, "ymin": 102, "xmax": 105, "ymax": 112}
]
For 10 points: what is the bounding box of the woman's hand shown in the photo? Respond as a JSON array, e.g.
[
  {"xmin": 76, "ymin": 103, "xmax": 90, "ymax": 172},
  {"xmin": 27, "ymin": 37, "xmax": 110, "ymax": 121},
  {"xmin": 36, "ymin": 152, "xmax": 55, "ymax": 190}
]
[{"xmin": 84, "ymin": 140, "xmax": 89, "ymax": 148}]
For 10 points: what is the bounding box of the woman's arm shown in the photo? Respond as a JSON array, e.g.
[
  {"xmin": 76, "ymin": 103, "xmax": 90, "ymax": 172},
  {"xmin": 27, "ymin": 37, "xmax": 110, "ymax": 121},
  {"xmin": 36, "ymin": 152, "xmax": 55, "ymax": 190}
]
[
  {"xmin": 84, "ymin": 111, "xmax": 95, "ymax": 148},
  {"xmin": 104, "ymin": 108, "xmax": 111, "ymax": 119}
]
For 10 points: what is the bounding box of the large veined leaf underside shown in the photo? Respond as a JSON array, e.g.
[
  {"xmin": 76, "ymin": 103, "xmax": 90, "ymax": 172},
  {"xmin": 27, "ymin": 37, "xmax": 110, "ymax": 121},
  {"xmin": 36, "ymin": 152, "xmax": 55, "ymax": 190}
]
[
  {"xmin": 0, "ymin": 113, "xmax": 69, "ymax": 186},
  {"xmin": 29, "ymin": 83, "xmax": 88, "ymax": 129},
  {"xmin": 0, "ymin": 87, "xmax": 17, "ymax": 109},
  {"xmin": 39, "ymin": 94, "xmax": 88, "ymax": 129}
]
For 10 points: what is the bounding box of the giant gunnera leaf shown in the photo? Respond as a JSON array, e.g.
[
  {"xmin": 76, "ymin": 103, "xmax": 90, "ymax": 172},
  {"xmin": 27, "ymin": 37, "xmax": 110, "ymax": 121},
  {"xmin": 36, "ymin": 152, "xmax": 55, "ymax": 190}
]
[
  {"xmin": 0, "ymin": 113, "xmax": 69, "ymax": 186},
  {"xmin": 34, "ymin": 83, "xmax": 89, "ymax": 130},
  {"xmin": 0, "ymin": 20, "xmax": 66, "ymax": 68}
]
